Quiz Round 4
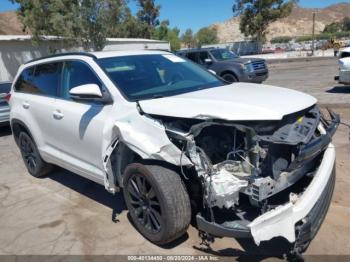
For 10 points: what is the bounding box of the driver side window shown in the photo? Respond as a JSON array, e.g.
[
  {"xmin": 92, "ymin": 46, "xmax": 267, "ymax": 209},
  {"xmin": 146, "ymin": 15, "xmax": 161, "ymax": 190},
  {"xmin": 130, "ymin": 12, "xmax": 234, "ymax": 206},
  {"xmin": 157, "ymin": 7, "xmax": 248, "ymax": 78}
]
[
  {"xmin": 60, "ymin": 61, "xmax": 102, "ymax": 100},
  {"xmin": 199, "ymin": 52, "xmax": 210, "ymax": 65}
]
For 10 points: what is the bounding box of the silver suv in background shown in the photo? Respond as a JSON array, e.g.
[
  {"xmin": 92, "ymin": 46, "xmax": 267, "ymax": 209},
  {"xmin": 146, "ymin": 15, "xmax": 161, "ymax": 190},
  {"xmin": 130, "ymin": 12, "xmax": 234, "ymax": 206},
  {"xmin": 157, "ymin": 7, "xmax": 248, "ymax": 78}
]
[
  {"xmin": 177, "ymin": 48, "xmax": 268, "ymax": 83},
  {"xmin": 0, "ymin": 82, "xmax": 11, "ymax": 125}
]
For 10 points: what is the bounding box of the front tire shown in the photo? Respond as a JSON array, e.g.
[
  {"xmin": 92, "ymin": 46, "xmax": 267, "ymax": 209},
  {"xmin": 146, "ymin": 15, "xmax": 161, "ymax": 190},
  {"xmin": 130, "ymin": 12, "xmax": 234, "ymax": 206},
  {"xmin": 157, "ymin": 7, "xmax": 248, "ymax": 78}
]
[
  {"xmin": 222, "ymin": 73, "xmax": 238, "ymax": 83},
  {"xmin": 123, "ymin": 163, "xmax": 191, "ymax": 245},
  {"xmin": 18, "ymin": 132, "xmax": 53, "ymax": 177}
]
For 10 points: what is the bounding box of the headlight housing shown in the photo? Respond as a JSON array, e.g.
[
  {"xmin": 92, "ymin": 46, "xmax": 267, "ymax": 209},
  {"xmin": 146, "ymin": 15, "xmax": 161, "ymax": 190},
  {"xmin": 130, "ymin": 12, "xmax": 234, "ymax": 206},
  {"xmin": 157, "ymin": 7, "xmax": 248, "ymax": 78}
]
[{"xmin": 243, "ymin": 63, "xmax": 255, "ymax": 73}]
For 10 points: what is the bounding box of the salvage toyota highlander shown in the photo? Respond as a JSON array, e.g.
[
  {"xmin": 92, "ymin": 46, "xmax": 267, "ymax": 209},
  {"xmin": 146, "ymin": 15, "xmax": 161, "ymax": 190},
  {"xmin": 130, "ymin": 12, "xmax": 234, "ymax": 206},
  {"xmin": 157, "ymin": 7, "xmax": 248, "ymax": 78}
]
[{"xmin": 9, "ymin": 51, "xmax": 339, "ymax": 256}]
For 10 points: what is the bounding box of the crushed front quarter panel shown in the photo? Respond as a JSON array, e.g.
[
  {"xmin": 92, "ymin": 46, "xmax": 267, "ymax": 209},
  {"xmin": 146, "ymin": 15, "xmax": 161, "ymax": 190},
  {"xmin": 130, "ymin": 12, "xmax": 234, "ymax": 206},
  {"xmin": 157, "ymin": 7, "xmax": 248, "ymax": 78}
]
[{"xmin": 113, "ymin": 109, "xmax": 192, "ymax": 166}]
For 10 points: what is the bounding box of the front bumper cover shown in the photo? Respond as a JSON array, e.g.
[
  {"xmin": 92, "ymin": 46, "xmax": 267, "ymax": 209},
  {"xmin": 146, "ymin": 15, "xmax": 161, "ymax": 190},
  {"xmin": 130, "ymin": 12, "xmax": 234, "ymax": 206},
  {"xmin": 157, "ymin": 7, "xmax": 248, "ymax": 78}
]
[
  {"xmin": 196, "ymin": 110, "xmax": 339, "ymax": 245},
  {"xmin": 196, "ymin": 145, "xmax": 336, "ymax": 245}
]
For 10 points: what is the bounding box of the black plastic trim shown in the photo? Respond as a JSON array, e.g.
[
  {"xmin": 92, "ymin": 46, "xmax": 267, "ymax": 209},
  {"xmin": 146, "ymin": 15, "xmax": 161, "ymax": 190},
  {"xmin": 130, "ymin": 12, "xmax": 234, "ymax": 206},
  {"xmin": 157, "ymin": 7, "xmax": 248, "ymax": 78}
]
[
  {"xmin": 25, "ymin": 52, "xmax": 97, "ymax": 65},
  {"xmin": 196, "ymin": 215, "xmax": 252, "ymax": 238},
  {"xmin": 288, "ymin": 109, "xmax": 340, "ymax": 170}
]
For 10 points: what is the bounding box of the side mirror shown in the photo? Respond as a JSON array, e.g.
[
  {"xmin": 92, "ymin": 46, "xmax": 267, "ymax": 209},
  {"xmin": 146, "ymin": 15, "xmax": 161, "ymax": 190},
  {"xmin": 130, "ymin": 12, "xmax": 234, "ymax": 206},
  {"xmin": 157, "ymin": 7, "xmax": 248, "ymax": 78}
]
[
  {"xmin": 69, "ymin": 84, "xmax": 102, "ymax": 100},
  {"xmin": 204, "ymin": 58, "xmax": 213, "ymax": 65}
]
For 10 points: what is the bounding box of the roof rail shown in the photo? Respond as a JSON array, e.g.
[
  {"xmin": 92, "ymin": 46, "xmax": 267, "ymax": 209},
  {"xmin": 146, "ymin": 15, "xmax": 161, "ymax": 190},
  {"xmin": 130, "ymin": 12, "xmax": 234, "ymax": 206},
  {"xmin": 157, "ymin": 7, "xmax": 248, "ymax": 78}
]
[{"xmin": 25, "ymin": 52, "xmax": 97, "ymax": 64}]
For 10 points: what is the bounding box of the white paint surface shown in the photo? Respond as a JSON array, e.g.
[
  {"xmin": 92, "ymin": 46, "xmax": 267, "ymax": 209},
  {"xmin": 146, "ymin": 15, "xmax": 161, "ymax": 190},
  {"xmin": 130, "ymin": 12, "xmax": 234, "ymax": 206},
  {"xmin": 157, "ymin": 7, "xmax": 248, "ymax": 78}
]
[{"xmin": 140, "ymin": 83, "xmax": 317, "ymax": 121}]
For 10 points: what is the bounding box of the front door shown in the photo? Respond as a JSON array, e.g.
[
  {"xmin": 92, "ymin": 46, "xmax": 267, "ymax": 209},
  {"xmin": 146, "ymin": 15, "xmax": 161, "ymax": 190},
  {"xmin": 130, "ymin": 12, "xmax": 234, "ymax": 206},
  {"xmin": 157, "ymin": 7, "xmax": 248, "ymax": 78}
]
[{"xmin": 51, "ymin": 60, "xmax": 112, "ymax": 180}]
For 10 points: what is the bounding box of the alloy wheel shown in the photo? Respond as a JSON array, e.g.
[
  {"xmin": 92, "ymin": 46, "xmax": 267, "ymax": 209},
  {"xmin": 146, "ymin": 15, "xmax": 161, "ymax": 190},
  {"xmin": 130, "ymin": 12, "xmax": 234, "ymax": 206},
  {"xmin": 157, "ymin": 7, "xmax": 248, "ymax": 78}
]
[
  {"xmin": 20, "ymin": 136, "xmax": 37, "ymax": 173},
  {"xmin": 127, "ymin": 174, "xmax": 162, "ymax": 234}
]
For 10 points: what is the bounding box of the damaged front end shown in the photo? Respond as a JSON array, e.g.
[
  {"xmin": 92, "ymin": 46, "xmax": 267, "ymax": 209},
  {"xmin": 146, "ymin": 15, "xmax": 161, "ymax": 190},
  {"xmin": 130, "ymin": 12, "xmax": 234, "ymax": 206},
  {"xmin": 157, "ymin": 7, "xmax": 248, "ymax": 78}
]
[{"xmin": 157, "ymin": 105, "xmax": 339, "ymax": 252}]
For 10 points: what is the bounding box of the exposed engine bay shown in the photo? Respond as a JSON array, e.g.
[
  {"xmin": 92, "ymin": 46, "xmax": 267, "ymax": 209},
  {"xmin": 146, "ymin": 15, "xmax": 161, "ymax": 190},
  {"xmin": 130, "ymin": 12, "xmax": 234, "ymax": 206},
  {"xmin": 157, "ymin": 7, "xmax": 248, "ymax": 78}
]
[{"xmin": 154, "ymin": 105, "xmax": 339, "ymax": 224}]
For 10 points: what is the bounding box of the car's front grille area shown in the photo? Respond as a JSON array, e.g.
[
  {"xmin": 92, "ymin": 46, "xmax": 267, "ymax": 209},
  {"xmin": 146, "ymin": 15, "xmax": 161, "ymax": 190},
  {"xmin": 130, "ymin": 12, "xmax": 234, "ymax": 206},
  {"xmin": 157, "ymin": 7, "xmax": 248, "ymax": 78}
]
[
  {"xmin": 256, "ymin": 72, "xmax": 268, "ymax": 76},
  {"xmin": 252, "ymin": 60, "xmax": 267, "ymax": 71}
]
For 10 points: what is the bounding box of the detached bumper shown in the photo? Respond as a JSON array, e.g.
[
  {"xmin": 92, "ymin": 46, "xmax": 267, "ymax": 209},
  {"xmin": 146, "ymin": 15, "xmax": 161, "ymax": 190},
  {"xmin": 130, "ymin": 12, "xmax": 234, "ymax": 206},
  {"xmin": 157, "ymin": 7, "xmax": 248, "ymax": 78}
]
[
  {"xmin": 196, "ymin": 110, "xmax": 338, "ymax": 245},
  {"xmin": 248, "ymin": 144, "xmax": 335, "ymax": 245},
  {"xmin": 196, "ymin": 143, "xmax": 336, "ymax": 245}
]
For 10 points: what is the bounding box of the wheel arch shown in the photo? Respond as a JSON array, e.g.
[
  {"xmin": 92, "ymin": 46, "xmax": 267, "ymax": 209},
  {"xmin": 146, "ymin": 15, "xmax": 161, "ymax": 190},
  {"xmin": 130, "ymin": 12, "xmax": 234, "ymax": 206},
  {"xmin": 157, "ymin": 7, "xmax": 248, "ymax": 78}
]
[
  {"xmin": 11, "ymin": 119, "xmax": 35, "ymax": 146},
  {"xmin": 109, "ymin": 141, "xmax": 182, "ymax": 188},
  {"xmin": 220, "ymin": 70, "xmax": 239, "ymax": 81}
]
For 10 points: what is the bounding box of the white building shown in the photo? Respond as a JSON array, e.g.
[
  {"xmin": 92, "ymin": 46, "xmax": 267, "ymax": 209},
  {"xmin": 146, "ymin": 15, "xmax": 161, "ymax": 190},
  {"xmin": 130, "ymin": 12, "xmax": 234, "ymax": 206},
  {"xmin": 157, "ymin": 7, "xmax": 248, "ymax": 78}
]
[{"xmin": 0, "ymin": 35, "xmax": 170, "ymax": 82}]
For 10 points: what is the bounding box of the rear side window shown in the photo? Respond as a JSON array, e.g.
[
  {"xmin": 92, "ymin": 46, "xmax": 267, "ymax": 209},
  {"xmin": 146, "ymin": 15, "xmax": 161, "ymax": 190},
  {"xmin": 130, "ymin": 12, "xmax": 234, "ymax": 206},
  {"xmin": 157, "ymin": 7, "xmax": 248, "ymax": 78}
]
[
  {"xmin": 61, "ymin": 61, "xmax": 102, "ymax": 99},
  {"xmin": 186, "ymin": 52, "xmax": 199, "ymax": 63},
  {"xmin": 14, "ymin": 67, "xmax": 36, "ymax": 93},
  {"xmin": 32, "ymin": 63, "xmax": 62, "ymax": 97},
  {"xmin": 15, "ymin": 62, "xmax": 62, "ymax": 97},
  {"xmin": 198, "ymin": 52, "xmax": 210, "ymax": 64}
]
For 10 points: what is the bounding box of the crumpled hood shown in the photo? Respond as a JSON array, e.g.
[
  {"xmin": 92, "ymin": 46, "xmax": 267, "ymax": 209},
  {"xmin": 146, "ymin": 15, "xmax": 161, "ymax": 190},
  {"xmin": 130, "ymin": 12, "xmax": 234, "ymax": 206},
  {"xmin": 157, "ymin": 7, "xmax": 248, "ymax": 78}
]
[{"xmin": 139, "ymin": 83, "xmax": 317, "ymax": 121}]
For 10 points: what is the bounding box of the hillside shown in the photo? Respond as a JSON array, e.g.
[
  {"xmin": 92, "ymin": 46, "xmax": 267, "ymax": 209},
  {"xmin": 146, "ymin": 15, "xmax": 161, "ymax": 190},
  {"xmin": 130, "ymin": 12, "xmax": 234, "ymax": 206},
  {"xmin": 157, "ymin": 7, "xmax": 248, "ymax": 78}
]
[
  {"xmin": 213, "ymin": 3, "xmax": 350, "ymax": 43},
  {"xmin": 0, "ymin": 11, "xmax": 28, "ymax": 35}
]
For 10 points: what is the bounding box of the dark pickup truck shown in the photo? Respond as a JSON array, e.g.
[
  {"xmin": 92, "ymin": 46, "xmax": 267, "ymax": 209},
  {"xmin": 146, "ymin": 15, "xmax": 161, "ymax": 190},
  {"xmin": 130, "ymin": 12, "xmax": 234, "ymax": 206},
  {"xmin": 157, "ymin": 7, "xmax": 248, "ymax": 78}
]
[{"xmin": 177, "ymin": 48, "xmax": 268, "ymax": 83}]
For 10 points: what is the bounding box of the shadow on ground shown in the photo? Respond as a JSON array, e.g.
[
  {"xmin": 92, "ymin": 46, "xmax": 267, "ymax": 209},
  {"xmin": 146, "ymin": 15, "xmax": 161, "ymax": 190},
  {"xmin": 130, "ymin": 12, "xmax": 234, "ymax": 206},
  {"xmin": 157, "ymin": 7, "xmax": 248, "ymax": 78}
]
[
  {"xmin": 327, "ymin": 86, "xmax": 350, "ymax": 94},
  {"xmin": 46, "ymin": 168, "xmax": 297, "ymax": 260},
  {"xmin": 193, "ymin": 237, "xmax": 295, "ymax": 261},
  {"xmin": 0, "ymin": 124, "xmax": 11, "ymax": 137},
  {"xmin": 48, "ymin": 168, "xmax": 126, "ymax": 223}
]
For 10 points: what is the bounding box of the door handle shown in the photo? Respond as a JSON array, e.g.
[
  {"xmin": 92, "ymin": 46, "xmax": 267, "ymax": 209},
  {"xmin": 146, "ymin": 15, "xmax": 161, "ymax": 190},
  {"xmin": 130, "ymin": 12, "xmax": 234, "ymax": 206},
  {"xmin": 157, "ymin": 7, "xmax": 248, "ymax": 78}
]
[
  {"xmin": 53, "ymin": 110, "xmax": 64, "ymax": 120},
  {"xmin": 22, "ymin": 102, "xmax": 30, "ymax": 109}
]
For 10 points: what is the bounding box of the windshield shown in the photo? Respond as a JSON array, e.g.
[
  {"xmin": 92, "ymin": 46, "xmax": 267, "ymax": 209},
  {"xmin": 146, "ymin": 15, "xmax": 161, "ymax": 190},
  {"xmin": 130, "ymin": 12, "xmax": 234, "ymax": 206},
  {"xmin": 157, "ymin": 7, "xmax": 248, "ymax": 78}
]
[
  {"xmin": 97, "ymin": 54, "xmax": 223, "ymax": 101},
  {"xmin": 210, "ymin": 49, "xmax": 238, "ymax": 61}
]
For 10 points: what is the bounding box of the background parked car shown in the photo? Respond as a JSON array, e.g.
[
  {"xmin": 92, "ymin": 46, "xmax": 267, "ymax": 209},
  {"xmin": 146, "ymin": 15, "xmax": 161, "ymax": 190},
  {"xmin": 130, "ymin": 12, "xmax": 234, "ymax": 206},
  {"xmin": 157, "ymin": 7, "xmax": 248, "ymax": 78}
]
[
  {"xmin": 177, "ymin": 48, "xmax": 268, "ymax": 83},
  {"xmin": 0, "ymin": 82, "xmax": 11, "ymax": 125}
]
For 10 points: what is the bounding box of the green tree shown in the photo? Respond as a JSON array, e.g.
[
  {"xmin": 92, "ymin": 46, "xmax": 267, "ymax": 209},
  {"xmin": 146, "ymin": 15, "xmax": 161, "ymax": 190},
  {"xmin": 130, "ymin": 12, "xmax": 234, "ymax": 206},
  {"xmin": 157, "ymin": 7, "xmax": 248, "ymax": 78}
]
[
  {"xmin": 342, "ymin": 17, "xmax": 350, "ymax": 31},
  {"xmin": 153, "ymin": 20, "xmax": 170, "ymax": 40},
  {"xmin": 136, "ymin": 0, "xmax": 161, "ymax": 38},
  {"xmin": 11, "ymin": 0, "xmax": 126, "ymax": 51},
  {"xmin": 196, "ymin": 27, "xmax": 218, "ymax": 47},
  {"xmin": 166, "ymin": 27, "xmax": 181, "ymax": 51},
  {"xmin": 233, "ymin": 0, "xmax": 295, "ymax": 43},
  {"xmin": 270, "ymin": 36, "xmax": 292, "ymax": 43},
  {"xmin": 153, "ymin": 20, "xmax": 181, "ymax": 51},
  {"xmin": 323, "ymin": 22, "xmax": 342, "ymax": 34},
  {"xmin": 181, "ymin": 29, "xmax": 196, "ymax": 48},
  {"xmin": 116, "ymin": 6, "xmax": 145, "ymax": 38}
]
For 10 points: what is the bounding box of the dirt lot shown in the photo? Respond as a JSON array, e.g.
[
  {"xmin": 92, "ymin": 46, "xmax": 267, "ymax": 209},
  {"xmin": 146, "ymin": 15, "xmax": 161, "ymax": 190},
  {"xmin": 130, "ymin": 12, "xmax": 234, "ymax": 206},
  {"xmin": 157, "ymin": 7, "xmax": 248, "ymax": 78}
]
[{"xmin": 0, "ymin": 58, "xmax": 349, "ymax": 259}]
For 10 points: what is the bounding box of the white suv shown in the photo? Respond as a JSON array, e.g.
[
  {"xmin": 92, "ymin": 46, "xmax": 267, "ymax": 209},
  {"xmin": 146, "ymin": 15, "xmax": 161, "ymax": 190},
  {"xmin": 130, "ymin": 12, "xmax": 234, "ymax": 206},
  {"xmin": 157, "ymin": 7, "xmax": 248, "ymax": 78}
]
[{"xmin": 9, "ymin": 51, "xmax": 339, "ymax": 255}]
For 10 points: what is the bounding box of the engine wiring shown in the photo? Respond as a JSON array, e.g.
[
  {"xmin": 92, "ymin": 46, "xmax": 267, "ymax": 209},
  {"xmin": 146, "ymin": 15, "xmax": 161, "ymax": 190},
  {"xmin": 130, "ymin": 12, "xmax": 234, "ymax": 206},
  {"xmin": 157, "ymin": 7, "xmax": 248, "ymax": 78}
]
[{"xmin": 179, "ymin": 145, "xmax": 190, "ymax": 180}]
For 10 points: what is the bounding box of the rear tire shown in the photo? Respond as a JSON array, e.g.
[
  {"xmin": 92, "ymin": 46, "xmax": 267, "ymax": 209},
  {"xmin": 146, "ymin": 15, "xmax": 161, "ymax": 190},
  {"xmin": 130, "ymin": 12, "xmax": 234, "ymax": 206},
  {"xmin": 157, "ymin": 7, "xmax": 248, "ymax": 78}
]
[
  {"xmin": 123, "ymin": 163, "xmax": 191, "ymax": 245},
  {"xmin": 18, "ymin": 132, "xmax": 53, "ymax": 177},
  {"xmin": 222, "ymin": 73, "xmax": 238, "ymax": 83}
]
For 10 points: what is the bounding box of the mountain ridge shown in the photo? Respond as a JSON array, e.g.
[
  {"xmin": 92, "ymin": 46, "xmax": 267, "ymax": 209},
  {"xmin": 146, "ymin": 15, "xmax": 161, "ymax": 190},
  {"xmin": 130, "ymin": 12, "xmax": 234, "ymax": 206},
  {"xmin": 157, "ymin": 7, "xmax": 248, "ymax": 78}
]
[{"xmin": 213, "ymin": 3, "xmax": 350, "ymax": 43}]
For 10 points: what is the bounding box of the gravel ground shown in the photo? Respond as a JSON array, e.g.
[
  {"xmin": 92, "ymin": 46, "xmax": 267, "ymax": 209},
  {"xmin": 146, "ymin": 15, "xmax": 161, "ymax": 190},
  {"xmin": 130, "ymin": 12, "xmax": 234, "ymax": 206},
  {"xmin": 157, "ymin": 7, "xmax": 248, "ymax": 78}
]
[{"xmin": 0, "ymin": 58, "xmax": 350, "ymax": 259}]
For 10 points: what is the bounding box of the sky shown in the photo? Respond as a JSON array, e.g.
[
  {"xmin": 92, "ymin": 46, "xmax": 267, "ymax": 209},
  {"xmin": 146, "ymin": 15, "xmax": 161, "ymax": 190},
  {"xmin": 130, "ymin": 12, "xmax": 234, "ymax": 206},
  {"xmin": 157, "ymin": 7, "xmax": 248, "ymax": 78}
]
[{"xmin": 0, "ymin": 0, "xmax": 346, "ymax": 33}]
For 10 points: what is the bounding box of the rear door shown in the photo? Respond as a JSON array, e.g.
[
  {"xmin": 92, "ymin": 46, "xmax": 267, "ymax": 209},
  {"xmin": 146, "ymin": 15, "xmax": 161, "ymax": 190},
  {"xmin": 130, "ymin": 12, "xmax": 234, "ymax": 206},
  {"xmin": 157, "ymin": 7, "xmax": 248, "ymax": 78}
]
[{"xmin": 12, "ymin": 63, "xmax": 62, "ymax": 151}]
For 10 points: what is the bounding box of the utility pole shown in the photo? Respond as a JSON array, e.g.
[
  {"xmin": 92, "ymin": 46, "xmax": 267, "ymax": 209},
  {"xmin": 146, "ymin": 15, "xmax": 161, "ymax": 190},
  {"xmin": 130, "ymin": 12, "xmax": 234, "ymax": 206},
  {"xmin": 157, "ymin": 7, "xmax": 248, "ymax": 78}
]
[{"xmin": 311, "ymin": 12, "xmax": 316, "ymax": 56}]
